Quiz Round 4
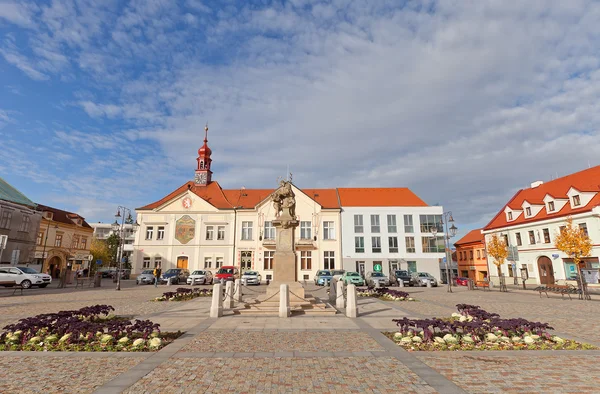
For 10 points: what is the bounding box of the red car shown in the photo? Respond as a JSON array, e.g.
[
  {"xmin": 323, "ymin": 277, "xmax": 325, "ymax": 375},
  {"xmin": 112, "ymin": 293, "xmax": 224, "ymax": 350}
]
[
  {"xmin": 214, "ymin": 266, "xmax": 240, "ymax": 283},
  {"xmin": 456, "ymin": 277, "xmax": 470, "ymax": 286}
]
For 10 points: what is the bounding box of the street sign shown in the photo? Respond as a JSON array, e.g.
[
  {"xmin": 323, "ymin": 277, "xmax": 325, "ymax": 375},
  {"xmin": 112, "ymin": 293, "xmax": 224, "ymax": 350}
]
[
  {"xmin": 96, "ymin": 259, "xmax": 102, "ymax": 265},
  {"xmin": 121, "ymin": 257, "xmax": 127, "ymax": 263},
  {"xmin": 442, "ymin": 256, "xmax": 447, "ymax": 263},
  {"xmin": 373, "ymin": 263, "xmax": 382, "ymax": 272}
]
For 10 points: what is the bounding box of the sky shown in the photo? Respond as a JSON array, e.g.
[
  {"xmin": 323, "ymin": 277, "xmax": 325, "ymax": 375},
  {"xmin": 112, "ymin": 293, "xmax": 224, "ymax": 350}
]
[{"xmin": 1, "ymin": 0, "xmax": 600, "ymax": 241}]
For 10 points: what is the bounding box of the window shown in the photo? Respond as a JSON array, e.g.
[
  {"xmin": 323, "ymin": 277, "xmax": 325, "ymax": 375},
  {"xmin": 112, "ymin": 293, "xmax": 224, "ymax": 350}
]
[
  {"xmin": 387, "ymin": 215, "xmax": 397, "ymax": 233},
  {"xmin": 525, "ymin": 207, "xmax": 532, "ymax": 216},
  {"xmin": 20, "ymin": 215, "xmax": 31, "ymax": 232},
  {"xmin": 355, "ymin": 236, "xmax": 364, "ymax": 253},
  {"xmin": 405, "ymin": 237, "xmax": 416, "ymax": 253},
  {"xmin": 217, "ymin": 226, "xmax": 225, "ymax": 240},
  {"xmin": 55, "ymin": 234, "xmax": 63, "ymax": 247},
  {"xmin": 388, "ymin": 236, "xmax": 398, "ymax": 253},
  {"xmin": 508, "ymin": 212, "xmax": 513, "ymax": 220},
  {"xmin": 145, "ymin": 226, "xmax": 154, "ymax": 240},
  {"xmin": 422, "ymin": 237, "xmax": 444, "ymax": 253},
  {"xmin": 81, "ymin": 237, "xmax": 87, "ymax": 249},
  {"xmin": 323, "ymin": 221, "xmax": 335, "ymax": 240},
  {"xmin": 354, "ymin": 215, "xmax": 363, "ymax": 233},
  {"xmin": 300, "ymin": 221, "xmax": 312, "ymax": 239},
  {"xmin": 300, "ymin": 251, "xmax": 312, "ymax": 270},
  {"xmin": 72, "ymin": 235, "xmax": 80, "ymax": 249},
  {"xmin": 573, "ymin": 195, "xmax": 581, "ymax": 206},
  {"xmin": 407, "ymin": 261, "xmax": 417, "ymax": 273},
  {"xmin": 264, "ymin": 251, "xmax": 274, "ymax": 270},
  {"xmin": 515, "ymin": 232, "xmax": 522, "ymax": 246},
  {"xmin": 324, "ymin": 251, "xmax": 335, "ymax": 269},
  {"xmin": 204, "ymin": 257, "xmax": 212, "ymax": 269},
  {"xmin": 371, "ymin": 236, "xmax": 381, "ymax": 253},
  {"xmin": 37, "ymin": 232, "xmax": 43, "ymax": 245},
  {"xmin": 543, "ymin": 228, "xmax": 551, "ymax": 243},
  {"xmin": 264, "ymin": 221, "xmax": 275, "ymax": 240},
  {"xmin": 579, "ymin": 223, "xmax": 589, "ymax": 237},
  {"xmin": 419, "ymin": 215, "xmax": 442, "ymax": 233},
  {"xmin": 241, "ymin": 221, "xmax": 253, "ymax": 240},
  {"xmin": 143, "ymin": 257, "xmax": 151, "ymax": 268},
  {"xmin": 559, "ymin": 225, "xmax": 566, "ymax": 234},
  {"xmin": 528, "ymin": 230, "xmax": 535, "ymax": 245},
  {"xmin": 477, "ymin": 250, "xmax": 481, "ymax": 259},
  {"xmin": 370, "ymin": 215, "xmax": 380, "ymax": 233},
  {"xmin": 469, "ymin": 250, "xmax": 473, "ymax": 259},
  {"xmin": 157, "ymin": 226, "xmax": 165, "ymax": 240},
  {"xmin": 216, "ymin": 257, "xmax": 223, "ymax": 268},
  {"xmin": 206, "ymin": 225, "xmax": 214, "ymax": 240},
  {"xmin": 548, "ymin": 201, "xmax": 555, "ymax": 212},
  {"xmin": 404, "ymin": 215, "xmax": 414, "ymax": 233},
  {"xmin": 0, "ymin": 211, "xmax": 12, "ymax": 229},
  {"xmin": 482, "ymin": 249, "xmax": 486, "ymax": 258}
]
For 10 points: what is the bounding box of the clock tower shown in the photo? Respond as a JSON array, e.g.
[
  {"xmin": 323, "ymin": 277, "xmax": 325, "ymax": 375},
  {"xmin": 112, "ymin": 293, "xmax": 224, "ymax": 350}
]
[{"xmin": 194, "ymin": 124, "xmax": 213, "ymax": 186}]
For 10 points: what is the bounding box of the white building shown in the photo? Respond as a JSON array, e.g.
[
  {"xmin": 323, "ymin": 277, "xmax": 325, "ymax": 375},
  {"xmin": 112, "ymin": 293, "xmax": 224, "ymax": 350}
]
[
  {"xmin": 482, "ymin": 166, "xmax": 600, "ymax": 286},
  {"xmin": 90, "ymin": 222, "xmax": 136, "ymax": 262},
  {"xmin": 338, "ymin": 188, "xmax": 445, "ymax": 281}
]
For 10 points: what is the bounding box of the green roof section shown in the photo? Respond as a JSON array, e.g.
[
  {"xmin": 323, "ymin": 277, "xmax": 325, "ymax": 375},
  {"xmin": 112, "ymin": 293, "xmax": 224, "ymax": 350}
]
[{"xmin": 0, "ymin": 177, "xmax": 37, "ymax": 208}]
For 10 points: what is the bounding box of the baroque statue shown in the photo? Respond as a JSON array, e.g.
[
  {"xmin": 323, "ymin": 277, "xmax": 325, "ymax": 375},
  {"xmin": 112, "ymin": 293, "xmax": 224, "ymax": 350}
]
[{"xmin": 272, "ymin": 179, "xmax": 296, "ymax": 219}]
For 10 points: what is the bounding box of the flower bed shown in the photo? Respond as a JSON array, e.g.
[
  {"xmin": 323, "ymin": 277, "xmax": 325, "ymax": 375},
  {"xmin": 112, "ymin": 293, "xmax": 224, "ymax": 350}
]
[
  {"xmin": 386, "ymin": 304, "xmax": 596, "ymax": 351},
  {"xmin": 357, "ymin": 287, "xmax": 415, "ymax": 301},
  {"xmin": 0, "ymin": 305, "xmax": 181, "ymax": 352},
  {"xmin": 154, "ymin": 287, "xmax": 212, "ymax": 301}
]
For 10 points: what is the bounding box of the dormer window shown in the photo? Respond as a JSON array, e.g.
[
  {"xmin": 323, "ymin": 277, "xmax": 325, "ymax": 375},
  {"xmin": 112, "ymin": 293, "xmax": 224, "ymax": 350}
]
[
  {"xmin": 525, "ymin": 207, "xmax": 531, "ymax": 216},
  {"xmin": 573, "ymin": 195, "xmax": 581, "ymax": 207},
  {"xmin": 548, "ymin": 201, "xmax": 555, "ymax": 212},
  {"xmin": 507, "ymin": 212, "xmax": 513, "ymax": 220}
]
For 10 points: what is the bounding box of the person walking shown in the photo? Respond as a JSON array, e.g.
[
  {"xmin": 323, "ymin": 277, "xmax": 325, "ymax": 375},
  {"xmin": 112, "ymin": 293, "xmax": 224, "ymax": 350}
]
[{"xmin": 153, "ymin": 264, "xmax": 162, "ymax": 288}]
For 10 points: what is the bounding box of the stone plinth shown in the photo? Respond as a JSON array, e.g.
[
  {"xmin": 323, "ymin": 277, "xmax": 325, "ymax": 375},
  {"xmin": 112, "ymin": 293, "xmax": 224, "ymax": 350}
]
[{"xmin": 265, "ymin": 281, "xmax": 305, "ymax": 304}]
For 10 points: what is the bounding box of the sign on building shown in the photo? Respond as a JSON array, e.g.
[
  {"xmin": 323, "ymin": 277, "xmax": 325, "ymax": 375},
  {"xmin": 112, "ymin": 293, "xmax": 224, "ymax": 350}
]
[{"xmin": 507, "ymin": 246, "xmax": 519, "ymax": 261}]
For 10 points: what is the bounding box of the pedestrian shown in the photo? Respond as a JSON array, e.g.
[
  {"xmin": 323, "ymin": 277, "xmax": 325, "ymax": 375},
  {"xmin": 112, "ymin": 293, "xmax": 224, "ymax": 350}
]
[
  {"xmin": 153, "ymin": 264, "xmax": 162, "ymax": 288},
  {"xmin": 83, "ymin": 268, "xmax": 89, "ymax": 277}
]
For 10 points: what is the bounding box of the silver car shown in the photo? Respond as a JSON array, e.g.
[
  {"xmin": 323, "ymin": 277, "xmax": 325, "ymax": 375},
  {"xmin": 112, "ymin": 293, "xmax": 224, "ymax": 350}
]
[
  {"xmin": 136, "ymin": 270, "xmax": 156, "ymax": 285},
  {"xmin": 412, "ymin": 272, "xmax": 438, "ymax": 287},
  {"xmin": 241, "ymin": 270, "xmax": 261, "ymax": 285},
  {"xmin": 365, "ymin": 271, "xmax": 390, "ymax": 287},
  {"xmin": 187, "ymin": 270, "xmax": 213, "ymax": 285}
]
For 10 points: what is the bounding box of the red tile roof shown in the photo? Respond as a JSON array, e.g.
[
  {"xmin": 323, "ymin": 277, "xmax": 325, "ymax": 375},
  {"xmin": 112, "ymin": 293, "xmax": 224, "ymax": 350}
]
[
  {"xmin": 36, "ymin": 204, "xmax": 93, "ymax": 229},
  {"xmin": 137, "ymin": 181, "xmax": 233, "ymax": 210},
  {"xmin": 484, "ymin": 165, "xmax": 600, "ymax": 231},
  {"xmin": 337, "ymin": 188, "xmax": 428, "ymax": 207},
  {"xmin": 454, "ymin": 229, "xmax": 484, "ymax": 247},
  {"xmin": 300, "ymin": 189, "xmax": 340, "ymax": 209},
  {"xmin": 222, "ymin": 189, "xmax": 274, "ymax": 209}
]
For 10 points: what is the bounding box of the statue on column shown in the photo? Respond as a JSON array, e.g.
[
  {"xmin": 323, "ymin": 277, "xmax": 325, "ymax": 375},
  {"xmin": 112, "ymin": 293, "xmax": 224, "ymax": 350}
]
[{"xmin": 272, "ymin": 180, "xmax": 296, "ymax": 220}]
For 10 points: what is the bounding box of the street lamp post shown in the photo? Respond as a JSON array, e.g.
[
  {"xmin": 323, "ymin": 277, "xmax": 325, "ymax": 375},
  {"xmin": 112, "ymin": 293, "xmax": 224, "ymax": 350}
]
[
  {"xmin": 430, "ymin": 212, "xmax": 458, "ymax": 293},
  {"xmin": 112, "ymin": 207, "xmax": 139, "ymax": 291},
  {"xmin": 40, "ymin": 221, "xmax": 59, "ymax": 274}
]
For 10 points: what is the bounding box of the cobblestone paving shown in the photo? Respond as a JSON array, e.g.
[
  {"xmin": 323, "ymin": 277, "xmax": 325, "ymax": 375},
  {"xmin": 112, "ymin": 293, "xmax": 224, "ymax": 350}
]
[
  {"xmin": 416, "ymin": 353, "xmax": 600, "ymax": 393},
  {"xmin": 0, "ymin": 355, "xmax": 145, "ymax": 393},
  {"xmin": 124, "ymin": 357, "xmax": 436, "ymax": 394},
  {"xmin": 181, "ymin": 331, "xmax": 384, "ymax": 352}
]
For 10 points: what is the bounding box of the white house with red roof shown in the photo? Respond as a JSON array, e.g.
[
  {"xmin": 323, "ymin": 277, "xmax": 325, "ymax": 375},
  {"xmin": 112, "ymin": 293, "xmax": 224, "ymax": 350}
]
[{"xmin": 482, "ymin": 166, "xmax": 600, "ymax": 286}]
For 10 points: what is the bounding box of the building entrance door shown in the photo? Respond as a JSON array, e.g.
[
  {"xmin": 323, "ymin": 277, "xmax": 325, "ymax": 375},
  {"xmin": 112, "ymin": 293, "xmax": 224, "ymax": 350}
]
[
  {"xmin": 356, "ymin": 261, "xmax": 365, "ymax": 278},
  {"xmin": 241, "ymin": 251, "xmax": 252, "ymax": 271},
  {"xmin": 177, "ymin": 256, "xmax": 188, "ymax": 269},
  {"xmin": 537, "ymin": 256, "xmax": 554, "ymax": 285}
]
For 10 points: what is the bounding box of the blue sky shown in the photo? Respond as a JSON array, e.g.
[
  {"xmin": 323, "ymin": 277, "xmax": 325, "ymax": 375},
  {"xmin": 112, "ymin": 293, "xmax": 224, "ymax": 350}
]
[{"xmin": 2, "ymin": 0, "xmax": 600, "ymax": 240}]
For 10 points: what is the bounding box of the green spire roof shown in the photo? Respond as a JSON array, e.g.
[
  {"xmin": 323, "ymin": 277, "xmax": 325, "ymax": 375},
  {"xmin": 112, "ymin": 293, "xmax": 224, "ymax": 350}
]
[{"xmin": 0, "ymin": 177, "xmax": 37, "ymax": 208}]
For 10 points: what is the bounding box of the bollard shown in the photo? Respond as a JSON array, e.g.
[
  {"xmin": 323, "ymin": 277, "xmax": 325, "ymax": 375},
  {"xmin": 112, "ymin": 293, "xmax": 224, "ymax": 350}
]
[
  {"xmin": 242, "ymin": 277, "xmax": 247, "ymax": 287},
  {"xmin": 426, "ymin": 281, "xmax": 432, "ymax": 288},
  {"xmin": 225, "ymin": 280, "xmax": 234, "ymax": 308},
  {"xmin": 167, "ymin": 277, "xmax": 172, "ymax": 286},
  {"xmin": 210, "ymin": 283, "xmax": 223, "ymax": 318},
  {"xmin": 346, "ymin": 284, "xmax": 358, "ymax": 318},
  {"xmin": 329, "ymin": 278, "xmax": 337, "ymax": 303},
  {"xmin": 336, "ymin": 280, "xmax": 345, "ymax": 309},
  {"xmin": 399, "ymin": 279, "xmax": 404, "ymax": 288},
  {"xmin": 375, "ymin": 280, "xmax": 381, "ymax": 288},
  {"xmin": 221, "ymin": 278, "xmax": 225, "ymax": 286},
  {"xmin": 279, "ymin": 284, "xmax": 290, "ymax": 318},
  {"xmin": 234, "ymin": 279, "xmax": 243, "ymax": 303}
]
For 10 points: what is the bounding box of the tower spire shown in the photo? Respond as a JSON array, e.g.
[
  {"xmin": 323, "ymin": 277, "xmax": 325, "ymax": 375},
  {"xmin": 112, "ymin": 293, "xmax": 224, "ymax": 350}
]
[
  {"xmin": 195, "ymin": 123, "xmax": 213, "ymax": 186},
  {"xmin": 204, "ymin": 123, "xmax": 208, "ymax": 142}
]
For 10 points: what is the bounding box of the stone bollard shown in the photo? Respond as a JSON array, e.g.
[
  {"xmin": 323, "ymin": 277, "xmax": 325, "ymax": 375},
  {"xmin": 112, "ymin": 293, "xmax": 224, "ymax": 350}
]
[
  {"xmin": 426, "ymin": 281, "xmax": 432, "ymax": 288},
  {"xmin": 167, "ymin": 277, "xmax": 172, "ymax": 286},
  {"xmin": 210, "ymin": 283, "xmax": 223, "ymax": 318},
  {"xmin": 234, "ymin": 279, "xmax": 243, "ymax": 303},
  {"xmin": 329, "ymin": 279, "xmax": 337, "ymax": 303},
  {"xmin": 242, "ymin": 277, "xmax": 247, "ymax": 287},
  {"xmin": 221, "ymin": 278, "xmax": 225, "ymax": 286},
  {"xmin": 279, "ymin": 284, "xmax": 290, "ymax": 318},
  {"xmin": 225, "ymin": 280, "xmax": 234, "ymax": 308},
  {"xmin": 375, "ymin": 280, "xmax": 381, "ymax": 288},
  {"xmin": 399, "ymin": 280, "xmax": 404, "ymax": 288},
  {"xmin": 336, "ymin": 280, "xmax": 345, "ymax": 309},
  {"xmin": 346, "ymin": 284, "xmax": 358, "ymax": 318}
]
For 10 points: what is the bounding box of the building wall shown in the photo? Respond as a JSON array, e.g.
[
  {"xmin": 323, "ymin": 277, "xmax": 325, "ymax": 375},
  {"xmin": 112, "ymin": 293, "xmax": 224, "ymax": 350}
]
[
  {"xmin": 456, "ymin": 242, "xmax": 488, "ymax": 281},
  {"xmin": 483, "ymin": 209, "xmax": 600, "ymax": 285},
  {"xmin": 0, "ymin": 200, "xmax": 41, "ymax": 265},
  {"xmin": 340, "ymin": 206, "xmax": 445, "ymax": 281}
]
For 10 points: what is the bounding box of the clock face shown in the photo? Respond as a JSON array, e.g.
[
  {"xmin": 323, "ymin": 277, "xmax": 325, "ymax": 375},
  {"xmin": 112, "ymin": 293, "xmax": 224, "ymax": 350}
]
[
  {"xmin": 182, "ymin": 197, "xmax": 192, "ymax": 209},
  {"xmin": 194, "ymin": 172, "xmax": 207, "ymax": 185}
]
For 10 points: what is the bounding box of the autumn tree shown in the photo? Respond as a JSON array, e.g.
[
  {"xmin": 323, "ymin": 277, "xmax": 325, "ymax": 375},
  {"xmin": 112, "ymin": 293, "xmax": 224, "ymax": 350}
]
[
  {"xmin": 487, "ymin": 233, "xmax": 508, "ymax": 291},
  {"xmin": 90, "ymin": 238, "xmax": 111, "ymax": 274},
  {"xmin": 554, "ymin": 217, "xmax": 592, "ymax": 299}
]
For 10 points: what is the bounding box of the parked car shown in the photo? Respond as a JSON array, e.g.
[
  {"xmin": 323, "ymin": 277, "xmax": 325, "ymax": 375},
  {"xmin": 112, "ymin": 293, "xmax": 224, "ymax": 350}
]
[
  {"xmin": 214, "ymin": 266, "xmax": 239, "ymax": 282},
  {"xmin": 456, "ymin": 277, "xmax": 470, "ymax": 286},
  {"xmin": 412, "ymin": 272, "xmax": 438, "ymax": 287},
  {"xmin": 111, "ymin": 269, "xmax": 131, "ymax": 280},
  {"xmin": 187, "ymin": 270, "xmax": 213, "ymax": 285},
  {"xmin": 98, "ymin": 268, "xmax": 115, "ymax": 278},
  {"xmin": 241, "ymin": 270, "xmax": 261, "ymax": 285},
  {"xmin": 136, "ymin": 270, "xmax": 156, "ymax": 285},
  {"xmin": 331, "ymin": 270, "xmax": 346, "ymax": 282},
  {"xmin": 340, "ymin": 271, "xmax": 365, "ymax": 286},
  {"xmin": 0, "ymin": 266, "xmax": 52, "ymax": 289},
  {"xmin": 314, "ymin": 270, "xmax": 333, "ymax": 286},
  {"xmin": 393, "ymin": 270, "xmax": 416, "ymax": 287},
  {"xmin": 160, "ymin": 268, "xmax": 190, "ymax": 285},
  {"xmin": 365, "ymin": 272, "xmax": 391, "ymax": 287}
]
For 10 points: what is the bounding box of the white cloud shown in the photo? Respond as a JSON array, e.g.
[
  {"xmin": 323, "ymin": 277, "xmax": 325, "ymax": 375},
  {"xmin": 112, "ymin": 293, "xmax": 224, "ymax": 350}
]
[
  {"xmin": 0, "ymin": 48, "xmax": 48, "ymax": 80},
  {"xmin": 0, "ymin": 1, "xmax": 36, "ymax": 27}
]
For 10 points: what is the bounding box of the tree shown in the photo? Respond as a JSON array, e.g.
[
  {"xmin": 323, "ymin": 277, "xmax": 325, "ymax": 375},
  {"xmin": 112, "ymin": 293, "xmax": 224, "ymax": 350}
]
[
  {"xmin": 106, "ymin": 233, "xmax": 121, "ymax": 267},
  {"xmin": 487, "ymin": 233, "xmax": 508, "ymax": 291},
  {"xmin": 90, "ymin": 238, "xmax": 111, "ymax": 273},
  {"xmin": 554, "ymin": 217, "xmax": 592, "ymax": 299}
]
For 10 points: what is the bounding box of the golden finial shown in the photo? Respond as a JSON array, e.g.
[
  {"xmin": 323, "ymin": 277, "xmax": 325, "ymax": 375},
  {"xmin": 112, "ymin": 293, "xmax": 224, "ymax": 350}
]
[{"xmin": 204, "ymin": 123, "xmax": 208, "ymax": 141}]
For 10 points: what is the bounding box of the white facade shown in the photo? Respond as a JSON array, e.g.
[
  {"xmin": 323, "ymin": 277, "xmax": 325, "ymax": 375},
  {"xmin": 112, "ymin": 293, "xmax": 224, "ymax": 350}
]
[
  {"xmin": 340, "ymin": 206, "xmax": 446, "ymax": 281},
  {"xmin": 90, "ymin": 222, "xmax": 136, "ymax": 260}
]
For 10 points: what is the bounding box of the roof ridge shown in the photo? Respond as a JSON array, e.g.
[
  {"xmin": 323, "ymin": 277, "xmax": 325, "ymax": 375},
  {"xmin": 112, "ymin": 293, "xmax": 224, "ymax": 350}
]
[
  {"xmin": 482, "ymin": 189, "xmax": 523, "ymax": 231},
  {"xmin": 0, "ymin": 176, "xmax": 37, "ymax": 207},
  {"xmin": 210, "ymin": 181, "xmax": 234, "ymax": 209}
]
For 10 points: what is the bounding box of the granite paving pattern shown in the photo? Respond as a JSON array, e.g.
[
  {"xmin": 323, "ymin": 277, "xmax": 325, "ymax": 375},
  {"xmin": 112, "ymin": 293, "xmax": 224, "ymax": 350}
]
[
  {"xmin": 123, "ymin": 357, "xmax": 437, "ymax": 394},
  {"xmin": 181, "ymin": 331, "xmax": 384, "ymax": 352}
]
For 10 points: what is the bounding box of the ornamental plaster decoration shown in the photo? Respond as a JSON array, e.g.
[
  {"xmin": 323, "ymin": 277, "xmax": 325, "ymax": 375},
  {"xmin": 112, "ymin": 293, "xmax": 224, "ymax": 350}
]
[{"xmin": 175, "ymin": 215, "xmax": 196, "ymax": 244}]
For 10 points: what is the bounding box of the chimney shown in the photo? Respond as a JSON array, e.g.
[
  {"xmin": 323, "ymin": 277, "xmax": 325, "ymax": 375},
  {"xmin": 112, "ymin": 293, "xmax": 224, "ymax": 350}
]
[{"xmin": 530, "ymin": 181, "xmax": 544, "ymax": 188}]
